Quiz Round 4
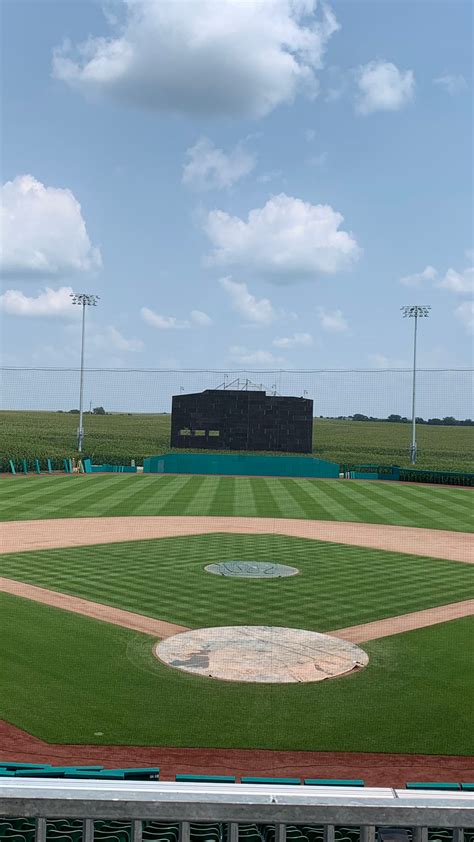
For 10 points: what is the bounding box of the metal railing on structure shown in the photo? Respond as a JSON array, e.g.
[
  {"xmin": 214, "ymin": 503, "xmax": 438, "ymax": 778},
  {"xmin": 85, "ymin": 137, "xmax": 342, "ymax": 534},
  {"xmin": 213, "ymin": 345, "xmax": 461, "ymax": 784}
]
[{"xmin": 1, "ymin": 780, "xmax": 473, "ymax": 842}]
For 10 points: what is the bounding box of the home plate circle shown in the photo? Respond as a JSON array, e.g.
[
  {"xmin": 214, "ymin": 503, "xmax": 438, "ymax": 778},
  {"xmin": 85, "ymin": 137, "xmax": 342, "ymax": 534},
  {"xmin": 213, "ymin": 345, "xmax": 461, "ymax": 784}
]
[{"xmin": 154, "ymin": 626, "xmax": 369, "ymax": 683}]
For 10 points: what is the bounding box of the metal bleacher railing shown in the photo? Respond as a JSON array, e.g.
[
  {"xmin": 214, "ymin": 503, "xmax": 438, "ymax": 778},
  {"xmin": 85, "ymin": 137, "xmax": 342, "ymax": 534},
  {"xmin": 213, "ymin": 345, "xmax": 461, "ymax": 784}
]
[{"xmin": 1, "ymin": 780, "xmax": 473, "ymax": 842}]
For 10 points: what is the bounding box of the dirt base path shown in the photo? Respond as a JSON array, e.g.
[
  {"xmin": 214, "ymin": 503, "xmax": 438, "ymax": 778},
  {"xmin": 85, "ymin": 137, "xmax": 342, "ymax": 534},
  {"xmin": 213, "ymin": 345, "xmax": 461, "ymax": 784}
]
[
  {"xmin": 0, "ymin": 577, "xmax": 189, "ymax": 638},
  {"xmin": 1, "ymin": 720, "xmax": 472, "ymax": 787},
  {"xmin": 2, "ymin": 516, "xmax": 473, "ymax": 562},
  {"xmin": 2, "ymin": 576, "xmax": 472, "ymax": 644}
]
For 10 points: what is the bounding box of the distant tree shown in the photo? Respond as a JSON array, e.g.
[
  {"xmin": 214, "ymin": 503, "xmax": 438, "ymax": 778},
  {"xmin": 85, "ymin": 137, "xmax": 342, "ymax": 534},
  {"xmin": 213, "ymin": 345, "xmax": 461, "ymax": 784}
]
[
  {"xmin": 352, "ymin": 413, "xmax": 368, "ymax": 421},
  {"xmin": 387, "ymin": 414, "xmax": 402, "ymax": 422},
  {"xmin": 92, "ymin": 406, "xmax": 106, "ymax": 415},
  {"xmin": 69, "ymin": 409, "xmax": 79, "ymax": 414},
  {"xmin": 442, "ymin": 416, "xmax": 456, "ymax": 425}
]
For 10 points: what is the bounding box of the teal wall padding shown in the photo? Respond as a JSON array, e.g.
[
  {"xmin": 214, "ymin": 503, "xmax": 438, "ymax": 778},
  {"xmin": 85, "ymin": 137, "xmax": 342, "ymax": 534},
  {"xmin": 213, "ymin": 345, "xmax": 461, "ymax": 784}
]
[{"xmin": 143, "ymin": 452, "xmax": 340, "ymax": 478}]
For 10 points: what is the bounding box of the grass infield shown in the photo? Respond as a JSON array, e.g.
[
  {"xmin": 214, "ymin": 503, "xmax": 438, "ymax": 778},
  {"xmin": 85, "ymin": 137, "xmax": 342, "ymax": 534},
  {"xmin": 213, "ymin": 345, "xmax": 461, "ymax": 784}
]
[
  {"xmin": 1, "ymin": 590, "xmax": 472, "ymax": 755},
  {"xmin": 1, "ymin": 474, "xmax": 473, "ymax": 531},
  {"xmin": 1, "ymin": 534, "xmax": 473, "ymax": 631}
]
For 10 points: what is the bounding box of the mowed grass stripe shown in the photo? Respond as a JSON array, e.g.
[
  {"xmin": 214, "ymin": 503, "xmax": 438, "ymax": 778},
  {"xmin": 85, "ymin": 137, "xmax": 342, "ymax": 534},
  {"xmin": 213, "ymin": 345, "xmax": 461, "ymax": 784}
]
[
  {"xmin": 262, "ymin": 478, "xmax": 307, "ymax": 519},
  {"xmin": 181, "ymin": 476, "xmax": 224, "ymax": 516},
  {"xmin": 391, "ymin": 483, "xmax": 474, "ymax": 522},
  {"xmin": 233, "ymin": 478, "xmax": 257, "ymax": 517},
  {"xmin": 81, "ymin": 476, "xmax": 169, "ymax": 517},
  {"xmin": 359, "ymin": 483, "xmax": 464, "ymax": 531},
  {"xmin": 204, "ymin": 476, "xmax": 236, "ymax": 518},
  {"xmin": 329, "ymin": 481, "xmax": 418, "ymax": 526},
  {"xmin": 295, "ymin": 480, "xmax": 354, "ymax": 521},
  {"xmin": 0, "ymin": 474, "xmax": 472, "ymax": 532}
]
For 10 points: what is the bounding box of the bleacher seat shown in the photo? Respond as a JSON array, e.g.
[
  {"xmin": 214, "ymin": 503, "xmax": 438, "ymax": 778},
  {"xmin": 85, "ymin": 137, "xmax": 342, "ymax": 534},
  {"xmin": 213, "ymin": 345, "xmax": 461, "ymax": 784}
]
[
  {"xmin": 175, "ymin": 774, "xmax": 236, "ymax": 783},
  {"xmin": 241, "ymin": 777, "xmax": 301, "ymax": 785},
  {"xmin": 406, "ymin": 783, "xmax": 461, "ymax": 791},
  {"xmin": 304, "ymin": 779, "xmax": 364, "ymax": 787}
]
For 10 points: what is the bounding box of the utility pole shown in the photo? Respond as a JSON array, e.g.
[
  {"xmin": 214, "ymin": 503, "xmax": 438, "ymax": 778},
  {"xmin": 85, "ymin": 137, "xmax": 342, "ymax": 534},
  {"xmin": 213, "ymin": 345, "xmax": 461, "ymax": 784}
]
[
  {"xmin": 401, "ymin": 305, "xmax": 431, "ymax": 464},
  {"xmin": 70, "ymin": 293, "xmax": 100, "ymax": 452}
]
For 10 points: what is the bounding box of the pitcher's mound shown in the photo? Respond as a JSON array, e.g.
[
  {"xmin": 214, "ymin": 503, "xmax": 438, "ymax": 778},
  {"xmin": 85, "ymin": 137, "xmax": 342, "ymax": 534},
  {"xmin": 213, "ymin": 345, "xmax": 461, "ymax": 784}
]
[
  {"xmin": 155, "ymin": 626, "xmax": 368, "ymax": 683},
  {"xmin": 205, "ymin": 561, "xmax": 298, "ymax": 578}
]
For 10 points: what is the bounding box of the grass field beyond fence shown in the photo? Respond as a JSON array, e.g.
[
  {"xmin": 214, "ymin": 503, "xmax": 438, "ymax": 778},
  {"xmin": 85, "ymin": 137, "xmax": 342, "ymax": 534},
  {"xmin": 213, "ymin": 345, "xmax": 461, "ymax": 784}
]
[{"xmin": 1, "ymin": 411, "xmax": 473, "ymax": 472}]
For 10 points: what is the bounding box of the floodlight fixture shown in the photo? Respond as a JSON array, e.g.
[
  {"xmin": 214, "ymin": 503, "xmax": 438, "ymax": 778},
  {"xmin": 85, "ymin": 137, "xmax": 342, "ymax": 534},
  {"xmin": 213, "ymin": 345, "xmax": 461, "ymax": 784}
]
[
  {"xmin": 70, "ymin": 292, "xmax": 100, "ymax": 453},
  {"xmin": 401, "ymin": 304, "xmax": 431, "ymax": 465}
]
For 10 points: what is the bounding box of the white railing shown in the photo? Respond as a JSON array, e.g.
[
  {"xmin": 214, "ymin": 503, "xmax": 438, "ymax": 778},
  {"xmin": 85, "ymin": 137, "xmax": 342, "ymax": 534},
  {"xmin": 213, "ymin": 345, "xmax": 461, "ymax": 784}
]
[{"xmin": 1, "ymin": 780, "xmax": 473, "ymax": 842}]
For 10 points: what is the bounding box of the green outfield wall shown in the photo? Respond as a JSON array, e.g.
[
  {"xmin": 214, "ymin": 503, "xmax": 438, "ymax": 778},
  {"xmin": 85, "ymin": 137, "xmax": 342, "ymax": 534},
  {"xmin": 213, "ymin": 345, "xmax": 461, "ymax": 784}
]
[{"xmin": 143, "ymin": 452, "xmax": 340, "ymax": 478}]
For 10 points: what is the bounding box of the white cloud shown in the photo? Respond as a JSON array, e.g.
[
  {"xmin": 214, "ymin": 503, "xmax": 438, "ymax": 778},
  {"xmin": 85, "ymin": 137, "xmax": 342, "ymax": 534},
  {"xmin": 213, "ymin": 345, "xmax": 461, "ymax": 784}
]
[
  {"xmin": 0, "ymin": 286, "xmax": 76, "ymax": 317},
  {"xmin": 273, "ymin": 332, "xmax": 313, "ymax": 348},
  {"xmin": 205, "ymin": 194, "xmax": 360, "ymax": 283},
  {"xmin": 220, "ymin": 277, "xmax": 277, "ymax": 324},
  {"xmin": 94, "ymin": 325, "xmax": 144, "ymax": 352},
  {"xmin": 454, "ymin": 300, "xmax": 474, "ymax": 334},
  {"xmin": 317, "ymin": 306, "xmax": 348, "ymax": 332},
  {"xmin": 400, "ymin": 265, "xmax": 437, "ymax": 286},
  {"xmin": 182, "ymin": 137, "xmax": 256, "ymax": 190},
  {"xmin": 433, "ymin": 74, "xmax": 468, "ymax": 95},
  {"xmin": 141, "ymin": 306, "xmax": 212, "ymax": 329},
  {"xmin": 355, "ymin": 60, "xmax": 415, "ymax": 114},
  {"xmin": 0, "ymin": 175, "xmax": 101, "ymax": 278},
  {"xmin": 52, "ymin": 0, "xmax": 339, "ymax": 119},
  {"xmin": 437, "ymin": 267, "xmax": 474, "ymax": 294},
  {"xmin": 304, "ymin": 128, "xmax": 317, "ymax": 142},
  {"xmin": 368, "ymin": 353, "xmax": 406, "ymax": 368},
  {"xmin": 190, "ymin": 309, "xmax": 213, "ymax": 326},
  {"xmin": 141, "ymin": 307, "xmax": 190, "ymax": 330},
  {"xmin": 228, "ymin": 345, "xmax": 285, "ymax": 365}
]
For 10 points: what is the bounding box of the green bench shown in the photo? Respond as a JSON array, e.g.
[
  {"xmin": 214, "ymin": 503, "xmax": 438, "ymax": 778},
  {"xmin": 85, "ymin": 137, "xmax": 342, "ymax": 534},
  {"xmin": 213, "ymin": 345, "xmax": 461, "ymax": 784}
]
[
  {"xmin": 241, "ymin": 776, "xmax": 301, "ymax": 785},
  {"xmin": 406, "ymin": 782, "xmax": 461, "ymax": 791},
  {"xmin": 175, "ymin": 774, "xmax": 236, "ymax": 783},
  {"xmin": 304, "ymin": 779, "xmax": 364, "ymax": 786}
]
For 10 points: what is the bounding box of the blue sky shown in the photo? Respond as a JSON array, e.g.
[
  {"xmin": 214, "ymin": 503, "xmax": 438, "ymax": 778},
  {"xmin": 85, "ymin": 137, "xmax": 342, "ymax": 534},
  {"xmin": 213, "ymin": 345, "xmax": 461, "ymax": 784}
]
[{"xmin": 1, "ymin": 0, "xmax": 473, "ymax": 395}]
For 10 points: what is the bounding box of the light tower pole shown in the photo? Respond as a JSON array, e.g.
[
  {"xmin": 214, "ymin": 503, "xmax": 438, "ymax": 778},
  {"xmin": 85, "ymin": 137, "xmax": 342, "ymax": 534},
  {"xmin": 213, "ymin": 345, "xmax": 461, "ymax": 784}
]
[
  {"xmin": 70, "ymin": 293, "xmax": 100, "ymax": 452},
  {"xmin": 401, "ymin": 304, "xmax": 431, "ymax": 465}
]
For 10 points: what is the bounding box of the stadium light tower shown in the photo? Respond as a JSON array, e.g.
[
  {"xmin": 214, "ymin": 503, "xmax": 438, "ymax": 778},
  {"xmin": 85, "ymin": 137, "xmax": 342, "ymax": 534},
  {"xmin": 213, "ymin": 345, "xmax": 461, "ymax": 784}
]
[
  {"xmin": 401, "ymin": 304, "xmax": 431, "ymax": 465},
  {"xmin": 70, "ymin": 293, "xmax": 100, "ymax": 452}
]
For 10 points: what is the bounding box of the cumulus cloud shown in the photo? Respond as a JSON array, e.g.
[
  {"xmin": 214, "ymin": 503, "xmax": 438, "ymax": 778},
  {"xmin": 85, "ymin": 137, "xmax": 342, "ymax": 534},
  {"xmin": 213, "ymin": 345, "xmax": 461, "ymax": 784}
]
[
  {"xmin": 273, "ymin": 332, "xmax": 313, "ymax": 348},
  {"xmin": 355, "ymin": 60, "xmax": 415, "ymax": 114},
  {"xmin": 220, "ymin": 277, "xmax": 277, "ymax": 324},
  {"xmin": 205, "ymin": 194, "xmax": 360, "ymax": 283},
  {"xmin": 94, "ymin": 325, "xmax": 144, "ymax": 352},
  {"xmin": 228, "ymin": 345, "xmax": 285, "ymax": 365},
  {"xmin": 317, "ymin": 306, "xmax": 348, "ymax": 332},
  {"xmin": 437, "ymin": 267, "xmax": 473, "ymax": 294},
  {"xmin": 400, "ymin": 265, "xmax": 437, "ymax": 286},
  {"xmin": 0, "ymin": 175, "xmax": 101, "ymax": 278},
  {"xmin": 433, "ymin": 74, "xmax": 468, "ymax": 95},
  {"xmin": 52, "ymin": 0, "xmax": 339, "ymax": 119},
  {"xmin": 141, "ymin": 306, "xmax": 212, "ymax": 329},
  {"xmin": 0, "ymin": 286, "xmax": 76, "ymax": 317},
  {"xmin": 190, "ymin": 309, "xmax": 213, "ymax": 326},
  {"xmin": 454, "ymin": 300, "xmax": 474, "ymax": 333},
  {"xmin": 182, "ymin": 137, "xmax": 256, "ymax": 190},
  {"xmin": 368, "ymin": 353, "xmax": 405, "ymax": 368},
  {"xmin": 141, "ymin": 307, "xmax": 190, "ymax": 330}
]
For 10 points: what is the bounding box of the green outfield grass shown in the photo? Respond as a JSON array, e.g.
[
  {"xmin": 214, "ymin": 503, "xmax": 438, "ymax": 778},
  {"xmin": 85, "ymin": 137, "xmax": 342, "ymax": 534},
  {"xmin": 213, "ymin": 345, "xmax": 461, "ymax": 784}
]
[
  {"xmin": 1, "ymin": 590, "xmax": 472, "ymax": 755},
  {"xmin": 1, "ymin": 534, "xmax": 473, "ymax": 631},
  {"xmin": 1, "ymin": 473, "xmax": 472, "ymax": 531},
  {"xmin": 1, "ymin": 410, "xmax": 473, "ymax": 471}
]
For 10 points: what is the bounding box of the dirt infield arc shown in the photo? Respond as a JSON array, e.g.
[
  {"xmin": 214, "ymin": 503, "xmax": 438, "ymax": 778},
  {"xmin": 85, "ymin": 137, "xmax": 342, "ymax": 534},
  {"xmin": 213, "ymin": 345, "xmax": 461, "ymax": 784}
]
[{"xmin": 2, "ymin": 515, "xmax": 473, "ymax": 561}]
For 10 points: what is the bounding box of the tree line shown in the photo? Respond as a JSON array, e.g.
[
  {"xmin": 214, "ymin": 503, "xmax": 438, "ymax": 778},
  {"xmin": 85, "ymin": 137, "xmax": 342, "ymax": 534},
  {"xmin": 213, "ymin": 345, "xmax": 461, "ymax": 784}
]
[{"xmin": 338, "ymin": 414, "xmax": 474, "ymax": 426}]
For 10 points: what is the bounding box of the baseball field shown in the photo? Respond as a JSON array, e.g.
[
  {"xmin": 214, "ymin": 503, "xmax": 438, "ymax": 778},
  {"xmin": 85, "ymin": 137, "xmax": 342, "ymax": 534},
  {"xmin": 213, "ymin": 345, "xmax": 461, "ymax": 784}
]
[{"xmin": 1, "ymin": 473, "xmax": 473, "ymax": 785}]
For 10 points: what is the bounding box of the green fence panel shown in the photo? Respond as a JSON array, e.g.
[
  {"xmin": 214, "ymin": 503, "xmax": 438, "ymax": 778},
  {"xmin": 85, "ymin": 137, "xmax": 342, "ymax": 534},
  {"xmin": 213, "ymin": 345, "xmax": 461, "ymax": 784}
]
[{"xmin": 144, "ymin": 452, "xmax": 340, "ymax": 478}]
